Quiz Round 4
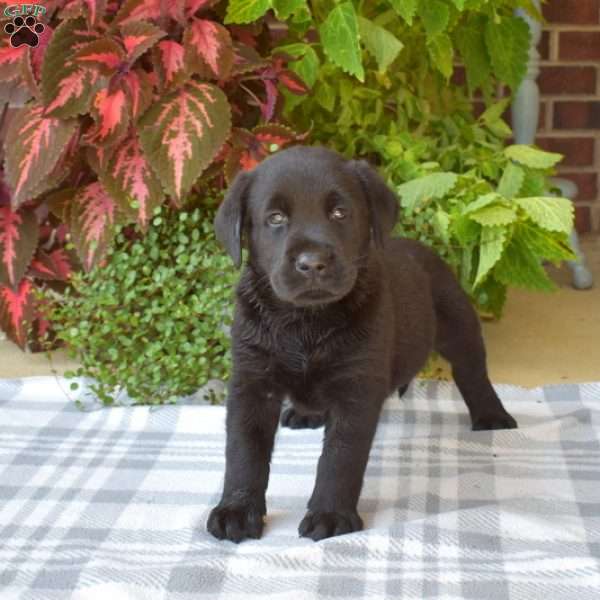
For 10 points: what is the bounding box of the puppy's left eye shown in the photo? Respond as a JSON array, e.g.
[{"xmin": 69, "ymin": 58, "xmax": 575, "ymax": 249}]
[
  {"xmin": 330, "ymin": 207, "xmax": 347, "ymax": 220},
  {"xmin": 267, "ymin": 212, "xmax": 288, "ymax": 226}
]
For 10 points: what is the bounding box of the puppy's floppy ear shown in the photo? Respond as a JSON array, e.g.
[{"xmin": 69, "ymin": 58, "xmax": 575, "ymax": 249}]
[
  {"xmin": 348, "ymin": 159, "xmax": 399, "ymax": 248},
  {"xmin": 214, "ymin": 171, "xmax": 253, "ymax": 268}
]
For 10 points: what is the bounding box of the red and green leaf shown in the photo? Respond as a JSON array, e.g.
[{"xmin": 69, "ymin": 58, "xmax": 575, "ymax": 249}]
[
  {"xmin": 83, "ymin": 87, "xmax": 130, "ymax": 147},
  {"xmin": 114, "ymin": 0, "xmax": 186, "ymax": 26},
  {"xmin": 224, "ymin": 125, "xmax": 299, "ymax": 182},
  {"xmin": 278, "ymin": 69, "xmax": 310, "ymax": 95},
  {"xmin": 230, "ymin": 41, "xmax": 267, "ymax": 76},
  {"xmin": 0, "ymin": 39, "xmax": 26, "ymax": 81},
  {"xmin": 19, "ymin": 48, "xmax": 39, "ymax": 99},
  {"xmin": 260, "ymin": 79, "xmax": 277, "ymax": 121},
  {"xmin": 4, "ymin": 103, "xmax": 78, "ymax": 207},
  {"xmin": 119, "ymin": 21, "xmax": 166, "ymax": 64},
  {"xmin": 28, "ymin": 248, "xmax": 72, "ymax": 281},
  {"xmin": 0, "ymin": 207, "xmax": 39, "ymax": 288},
  {"xmin": 0, "ymin": 278, "xmax": 35, "ymax": 349},
  {"xmin": 100, "ymin": 132, "xmax": 164, "ymax": 230},
  {"xmin": 73, "ymin": 37, "xmax": 125, "ymax": 76},
  {"xmin": 138, "ymin": 81, "xmax": 231, "ymax": 200},
  {"xmin": 29, "ymin": 24, "xmax": 53, "ymax": 84},
  {"xmin": 184, "ymin": 18, "xmax": 234, "ymax": 80},
  {"xmin": 41, "ymin": 18, "xmax": 101, "ymax": 118},
  {"xmin": 83, "ymin": 0, "xmax": 107, "ymax": 28},
  {"xmin": 58, "ymin": 0, "xmax": 85, "ymax": 20},
  {"xmin": 119, "ymin": 68, "xmax": 154, "ymax": 121},
  {"xmin": 186, "ymin": 0, "xmax": 219, "ymax": 16},
  {"xmin": 43, "ymin": 67, "xmax": 100, "ymax": 117},
  {"xmin": 155, "ymin": 40, "xmax": 188, "ymax": 89},
  {"xmin": 66, "ymin": 182, "xmax": 117, "ymax": 271}
]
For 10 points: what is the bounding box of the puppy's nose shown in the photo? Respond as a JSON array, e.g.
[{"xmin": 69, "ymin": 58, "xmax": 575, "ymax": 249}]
[{"xmin": 295, "ymin": 251, "xmax": 329, "ymax": 276}]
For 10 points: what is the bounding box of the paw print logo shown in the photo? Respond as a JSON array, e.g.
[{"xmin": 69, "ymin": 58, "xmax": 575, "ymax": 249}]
[{"xmin": 4, "ymin": 15, "xmax": 45, "ymax": 48}]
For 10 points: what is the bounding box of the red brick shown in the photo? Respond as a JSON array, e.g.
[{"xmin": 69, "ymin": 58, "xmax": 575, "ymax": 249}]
[
  {"xmin": 553, "ymin": 101, "xmax": 600, "ymax": 129},
  {"xmin": 536, "ymin": 137, "xmax": 595, "ymax": 166},
  {"xmin": 539, "ymin": 30, "xmax": 550, "ymax": 61},
  {"xmin": 574, "ymin": 205, "xmax": 592, "ymax": 233},
  {"xmin": 558, "ymin": 173, "xmax": 598, "ymax": 201},
  {"xmin": 538, "ymin": 66, "xmax": 596, "ymax": 94},
  {"xmin": 559, "ymin": 32, "xmax": 600, "ymax": 61},
  {"xmin": 543, "ymin": 0, "xmax": 599, "ymax": 24}
]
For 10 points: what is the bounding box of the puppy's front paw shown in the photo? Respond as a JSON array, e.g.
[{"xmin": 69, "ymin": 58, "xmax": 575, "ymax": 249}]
[
  {"xmin": 207, "ymin": 502, "xmax": 264, "ymax": 543},
  {"xmin": 298, "ymin": 509, "xmax": 363, "ymax": 541},
  {"xmin": 472, "ymin": 411, "xmax": 518, "ymax": 431}
]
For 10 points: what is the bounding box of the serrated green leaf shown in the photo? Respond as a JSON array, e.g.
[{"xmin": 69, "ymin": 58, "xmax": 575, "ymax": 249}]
[
  {"xmin": 504, "ymin": 145, "xmax": 563, "ymax": 169},
  {"xmin": 390, "ymin": 0, "xmax": 418, "ymax": 25},
  {"xmin": 475, "ymin": 225, "xmax": 506, "ymax": 286},
  {"xmin": 272, "ymin": 0, "xmax": 306, "ymax": 19},
  {"xmin": 517, "ymin": 223, "xmax": 576, "ymax": 264},
  {"xmin": 275, "ymin": 43, "xmax": 310, "ymax": 57},
  {"xmin": 479, "ymin": 98, "xmax": 511, "ymax": 125},
  {"xmin": 494, "ymin": 232, "xmax": 556, "ymax": 291},
  {"xmin": 450, "ymin": 0, "xmax": 466, "ymax": 9},
  {"xmin": 456, "ymin": 17, "xmax": 492, "ymax": 95},
  {"xmin": 225, "ymin": 0, "xmax": 270, "ymax": 24},
  {"xmin": 520, "ymin": 170, "xmax": 546, "ymax": 196},
  {"xmin": 484, "ymin": 15, "xmax": 530, "ymax": 90},
  {"xmin": 432, "ymin": 210, "xmax": 450, "ymax": 244},
  {"xmin": 289, "ymin": 45, "xmax": 320, "ymax": 87},
  {"xmin": 497, "ymin": 162, "xmax": 525, "ymax": 198},
  {"xmin": 462, "ymin": 193, "xmax": 500, "ymax": 215},
  {"xmin": 470, "ymin": 205, "xmax": 517, "ymax": 227},
  {"xmin": 452, "ymin": 215, "xmax": 481, "ymax": 246},
  {"xmin": 320, "ymin": 2, "xmax": 364, "ymax": 81},
  {"xmin": 514, "ymin": 196, "xmax": 574, "ymax": 234},
  {"xmin": 358, "ymin": 16, "xmax": 403, "ymax": 73},
  {"xmin": 479, "ymin": 98, "xmax": 512, "ymax": 136},
  {"xmin": 314, "ymin": 79, "xmax": 336, "ymax": 111},
  {"xmin": 419, "ymin": 0, "xmax": 449, "ymax": 37},
  {"xmin": 396, "ymin": 172, "xmax": 458, "ymax": 210},
  {"xmin": 428, "ymin": 33, "xmax": 453, "ymax": 79}
]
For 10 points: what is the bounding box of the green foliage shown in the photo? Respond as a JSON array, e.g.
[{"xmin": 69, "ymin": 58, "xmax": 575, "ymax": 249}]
[
  {"xmin": 389, "ymin": 139, "xmax": 576, "ymax": 317},
  {"xmin": 36, "ymin": 204, "xmax": 237, "ymax": 406},
  {"xmin": 226, "ymin": 0, "xmax": 537, "ymax": 113},
  {"xmin": 232, "ymin": 0, "xmax": 574, "ymax": 318},
  {"xmin": 320, "ymin": 2, "xmax": 364, "ymax": 81},
  {"xmin": 484, "ymin": 15, "xmax": 531, "ymax": 91}
]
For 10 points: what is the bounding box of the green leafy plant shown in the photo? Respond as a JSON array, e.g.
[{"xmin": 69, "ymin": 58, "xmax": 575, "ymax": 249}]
[
  {"xmin": 36, "ymin": 203, "xmax": 236, "ymax": 406},
  {"xmin": 389, "ymin": 136, "xmax": 575, "ymax": 317},
  {"xmin": 240, "ymin": 0, "xmax": 574, "ymax": 318}
]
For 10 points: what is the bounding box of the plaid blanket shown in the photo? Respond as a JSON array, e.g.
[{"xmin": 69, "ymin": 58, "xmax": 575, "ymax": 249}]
[{"xmin": 1, "ymin": 376, "xmax": 600, "ymax": 599}]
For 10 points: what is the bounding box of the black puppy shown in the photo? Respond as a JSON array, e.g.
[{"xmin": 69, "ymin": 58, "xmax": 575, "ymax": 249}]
[{"xmin": 208, "ymin": 146, "xmax": 517, "ymax": 543}]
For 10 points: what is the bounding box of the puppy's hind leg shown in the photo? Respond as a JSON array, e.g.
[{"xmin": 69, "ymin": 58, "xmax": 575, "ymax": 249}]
[{"xmin": 432, "ymin": 265, "xmax": 517, "ymax": 431}]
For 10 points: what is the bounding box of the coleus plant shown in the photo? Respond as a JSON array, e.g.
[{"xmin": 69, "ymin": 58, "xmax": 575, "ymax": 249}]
[{"xmin": 0, "ymin": 0, "xmax": 307, "ymax": 349}]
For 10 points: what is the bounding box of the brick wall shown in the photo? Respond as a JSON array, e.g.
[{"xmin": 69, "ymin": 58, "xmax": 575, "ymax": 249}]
[{"xmin": 537, "ymin": 0, "xmax": 600, "ymax": 233}]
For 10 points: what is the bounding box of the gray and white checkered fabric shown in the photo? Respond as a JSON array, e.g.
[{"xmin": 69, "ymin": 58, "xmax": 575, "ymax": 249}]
[{"xmin": 1, "ymin": 376, "xmax": 600, "ymax": 599}]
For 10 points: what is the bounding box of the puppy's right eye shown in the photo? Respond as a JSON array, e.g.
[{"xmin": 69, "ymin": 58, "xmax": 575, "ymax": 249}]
[{"xmin": 267, "ymin": 212, "xmax": 288, "ymax": 226}]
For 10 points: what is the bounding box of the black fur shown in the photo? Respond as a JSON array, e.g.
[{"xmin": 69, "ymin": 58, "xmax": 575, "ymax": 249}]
[{"xmin": 208, "ymin": 146, "xmax": 517, "ymax": 543}]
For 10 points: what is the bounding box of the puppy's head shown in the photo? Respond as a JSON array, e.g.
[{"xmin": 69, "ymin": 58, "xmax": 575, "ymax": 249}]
[{"xmin": 214, "ymin": 146, "xmax": 398, "ymax": 307}]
